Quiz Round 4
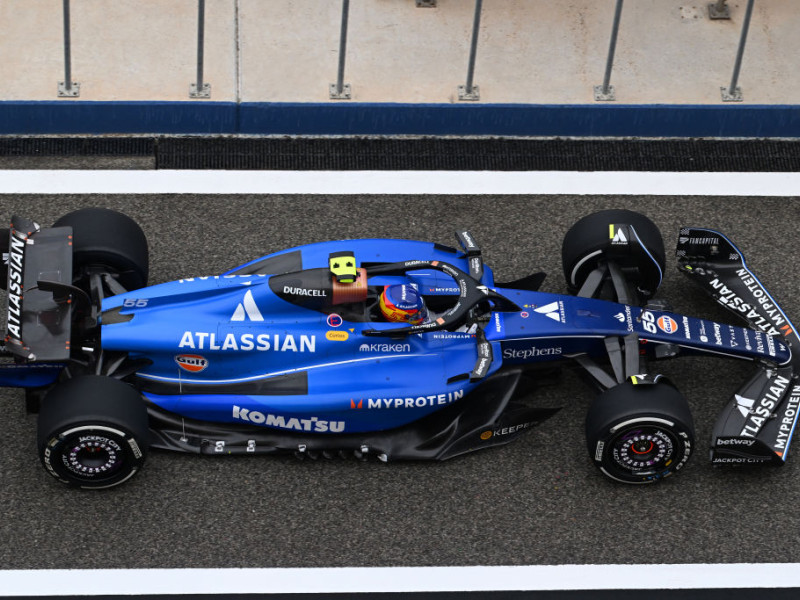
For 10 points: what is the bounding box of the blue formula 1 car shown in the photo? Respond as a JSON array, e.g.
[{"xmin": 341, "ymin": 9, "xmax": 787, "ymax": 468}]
[{"xmin": 3, "ymin": 208, "xmax": 799, "ymax": 489}]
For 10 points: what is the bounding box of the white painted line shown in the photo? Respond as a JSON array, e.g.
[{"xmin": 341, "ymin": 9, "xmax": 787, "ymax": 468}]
[
  {"xmin": 0, "ymin": 170, "xmax": 799, "ymax": 195},
  {"xmin": 1, "ymin": 563, "xmax": 799, "ymax": 596}
]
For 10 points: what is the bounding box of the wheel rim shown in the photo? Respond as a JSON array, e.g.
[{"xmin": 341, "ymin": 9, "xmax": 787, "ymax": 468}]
[
  {"xmin": 52, "ymin": 425, "xmax": 133, "ymax": 484},
  {"xmin": 610, "ymin": 426, "xmax": 677, "ymax": 476},
  {"xmin": 65, "ymin": 435, "xmax": 125, "ymax": 478}
]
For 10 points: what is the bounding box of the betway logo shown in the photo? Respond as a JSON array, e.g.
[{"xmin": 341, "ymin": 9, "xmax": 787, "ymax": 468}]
[
  {"xmin": 231, "ymin": 290, "xmax": 263, "ymax": 322},
  {"xmin": 716, "ymin": 438, "xmax": 755, "ymax": 447}
]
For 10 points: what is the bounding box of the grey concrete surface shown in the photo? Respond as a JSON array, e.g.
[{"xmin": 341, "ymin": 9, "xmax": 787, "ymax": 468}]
[
  {"xmin": 1, "ymin": 193, "xmax": 799, "ymax": 569},
  {"xmin": 1, "ymin": 0, "xmax": 798, "ymax": 104}
]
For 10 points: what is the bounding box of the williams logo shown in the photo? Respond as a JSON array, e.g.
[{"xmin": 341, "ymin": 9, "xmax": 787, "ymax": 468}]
[
  {"xmin": 735, "ymin": 394, "xmax": 755, "ymax": 417},
  {"xmin": 231, "ymin": 289, "xmax": 264, "ymax": 322},
  {"xmin": 175, "ymin": 354, "xmax": 208, "ymax": 373},
  {"xmin": 534, "ymin": 301, "xmax": 565, "ymax": 323},
  {"xmin": 610, "ymin": 225, "xmax": 628, "ymax": 245}
]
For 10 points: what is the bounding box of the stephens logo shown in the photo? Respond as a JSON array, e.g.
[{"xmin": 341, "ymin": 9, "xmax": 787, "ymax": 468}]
[
  {"xmin": 175, "ymin": 354, "xmax": 209, "ymax": 372},
  {"xmin": 657, "ymin": 316, "xmax": 678, "ymax": 334},
  {"xmin": 503, "ymin": 346, "xmax": 562, "ymax": 360}
]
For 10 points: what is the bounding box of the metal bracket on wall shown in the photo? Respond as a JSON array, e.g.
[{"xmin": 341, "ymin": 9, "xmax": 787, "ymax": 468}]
[
  {"xmin": 457, "ymin": 84, "xmax": 480, "ymax": 101},
  {"xmin": 708, "ymin": 1, "xmax": 731, "ymax": 19},
  {"xmin": 416, "ymin": 0, "xmax": 436, "ymax": 7},
  {"xmin": 720, "ymin": 85, "xmax": 743, "ymax": 102},
  {"xmin": 329, "ymin": 83, "xmax": 352, "ymax": 100},
  {"xmin": 57, "ymin": 81, "xmax": 80, "ymax": 97},
  {"xmin": 593, "ymin": 84, "xmax": 615, "ymax": 101},
  {"xmin": 190, "ymin": 83, "xmax": 211, "ymax": 99}
]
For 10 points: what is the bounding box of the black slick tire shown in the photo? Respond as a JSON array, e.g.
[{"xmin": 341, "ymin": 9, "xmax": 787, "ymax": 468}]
[
  {"xmin": 37, "ymin": 375, "xmax": 149, "ymax": 489},
  {"xmin": 562, "ymin": 209, "xmax": 665, "ymax": 300},
  {"xmin": 585, "ymin": 379, "xmax": 694, "ymax": 484},
  {"xmin": 54, "ymin": 208, "xmax": 149, "ymax": 291}
]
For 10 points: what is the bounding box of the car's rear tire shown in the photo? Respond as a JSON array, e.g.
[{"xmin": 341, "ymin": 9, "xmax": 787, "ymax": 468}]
[
  {"xmin": 54, "ymin": 208, "xmax": 148, "ymax": 291},
  {"xmin": 562, "ymin": 209, "xmax": 665, "ymax": 302},
  {"xmin": 586, "ymin": 378, "xmax": 694, "ymax": 484},
  {"xmin": 38, "ymin": 375, "xmax": 149, "ymax": 489}
]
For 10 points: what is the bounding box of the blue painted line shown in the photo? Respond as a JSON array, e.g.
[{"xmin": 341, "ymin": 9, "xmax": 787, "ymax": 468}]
[{"xmin": 0, "ymin": 100, "xmax": 799, "ymax": 137}]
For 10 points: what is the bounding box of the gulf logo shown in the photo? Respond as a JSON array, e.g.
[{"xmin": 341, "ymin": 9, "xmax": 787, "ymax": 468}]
[
  {"xmin": 657, "ymin": 316, "xmax": 679, "ymax": 335},
  {"xmin": 175, "ymin": 354, "xmax": 209, "ymax": 373}
]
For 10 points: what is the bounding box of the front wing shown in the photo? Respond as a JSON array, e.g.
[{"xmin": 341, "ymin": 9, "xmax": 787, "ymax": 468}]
[{"xmin": 677, "ymin": 228, "xmax": 800, "ymax": 464}]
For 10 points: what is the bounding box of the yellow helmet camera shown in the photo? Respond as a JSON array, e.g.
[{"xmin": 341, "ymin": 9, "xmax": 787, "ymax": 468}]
[{"xmin": 329, "ymin": 251, "xmax": 358, "ymax": 283}]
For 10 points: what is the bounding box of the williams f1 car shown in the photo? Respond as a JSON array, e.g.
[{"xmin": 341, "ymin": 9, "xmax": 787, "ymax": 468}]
[{"xmin": 3, "ymin": 208, "xmax": 799, "ymax": 489}]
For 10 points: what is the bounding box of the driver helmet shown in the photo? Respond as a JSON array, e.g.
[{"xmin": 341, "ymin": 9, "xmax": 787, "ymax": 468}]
[{"xmin": 379, "ymin": 284, "xmax": 428, "ymax": 325}]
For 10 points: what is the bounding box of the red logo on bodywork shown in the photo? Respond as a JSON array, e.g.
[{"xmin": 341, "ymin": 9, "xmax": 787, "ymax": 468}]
[{"xmin": 175, "ymin": 354, "xmax": 209, "ymax": 373}]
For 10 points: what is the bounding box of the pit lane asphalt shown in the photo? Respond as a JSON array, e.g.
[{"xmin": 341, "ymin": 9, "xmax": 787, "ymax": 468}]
[{"xmin": 1, "ymin": 192, "xmax": 799, "ymax": 570}]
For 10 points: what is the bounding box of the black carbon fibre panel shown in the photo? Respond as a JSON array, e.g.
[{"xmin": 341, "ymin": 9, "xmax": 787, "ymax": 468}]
[{"xmin": 3, "ymin": 136, "xmax": 800, "ymax": 171}]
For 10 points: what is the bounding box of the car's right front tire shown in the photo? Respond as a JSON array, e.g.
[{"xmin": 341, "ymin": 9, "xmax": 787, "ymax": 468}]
[{"xmin": 585, "ymin": 378, "xmax": 694, "ymax": 484}]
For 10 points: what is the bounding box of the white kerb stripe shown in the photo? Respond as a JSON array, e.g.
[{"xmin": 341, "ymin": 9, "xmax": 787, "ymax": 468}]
[
  {"xmin": 0, "ymin": 170, "xmax": 799, "ymax": 195},
  {"xmin": 3, "ymin": 564, "xmax": 800, "ymax": 595}
]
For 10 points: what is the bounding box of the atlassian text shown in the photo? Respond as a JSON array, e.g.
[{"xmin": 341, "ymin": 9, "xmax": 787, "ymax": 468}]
[
  {"xmin": 740, "ymin": 375, "xmax": 790, "ymax": 437},
  {"xmin": 6, "ymin": 233, "xmax": 25, "ymax": 341},
  {"xmin": 179, "ymin": 332, "xmax": 316, "ymax": 352}
]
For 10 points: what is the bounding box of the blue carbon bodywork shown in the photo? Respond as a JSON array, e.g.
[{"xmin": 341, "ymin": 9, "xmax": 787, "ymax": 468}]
[{"xmin": 98, "ymin": 236, "xmax": 791, "ymax": 437}]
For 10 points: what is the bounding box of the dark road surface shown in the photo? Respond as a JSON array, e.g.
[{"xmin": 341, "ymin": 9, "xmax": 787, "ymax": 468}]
[{"xmin": 1, "ymin": 192, "xmax": 799, "ymax": 571}]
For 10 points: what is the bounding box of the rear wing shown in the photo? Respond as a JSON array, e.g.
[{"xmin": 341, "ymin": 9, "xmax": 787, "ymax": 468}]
[
  {"xmin": 4, "ymin": 216, "xmax": 73, "ymax": 362},
  {"xmin": 677, "ymin": 228, "xmax": 800, "ymax": 464}
]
